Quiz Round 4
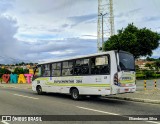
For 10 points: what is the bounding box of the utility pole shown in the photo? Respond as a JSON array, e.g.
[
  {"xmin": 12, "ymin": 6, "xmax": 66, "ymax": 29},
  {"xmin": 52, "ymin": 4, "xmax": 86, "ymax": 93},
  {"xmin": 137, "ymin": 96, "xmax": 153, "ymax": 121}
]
[
  {"xmin": 99, "ymin": 13, "xmax": 107, "ymax": 48},
  {"xmin": 97, "ymin": 0, "xmax": 115, "ymax": 52}
]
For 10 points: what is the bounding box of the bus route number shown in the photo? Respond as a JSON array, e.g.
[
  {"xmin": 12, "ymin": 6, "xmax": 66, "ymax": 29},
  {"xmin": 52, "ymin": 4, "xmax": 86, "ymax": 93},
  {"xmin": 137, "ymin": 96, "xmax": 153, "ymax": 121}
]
[{"xmin": 76, "ymin": 80, "xmax": 82, "ymax": 83}]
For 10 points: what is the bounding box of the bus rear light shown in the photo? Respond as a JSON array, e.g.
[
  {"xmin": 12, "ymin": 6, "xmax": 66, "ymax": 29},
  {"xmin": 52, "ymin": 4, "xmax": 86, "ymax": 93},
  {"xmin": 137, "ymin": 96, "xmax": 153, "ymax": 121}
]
[{"xmin": 114, "ymin": 72, "xmax": 118, "ymax": 85}]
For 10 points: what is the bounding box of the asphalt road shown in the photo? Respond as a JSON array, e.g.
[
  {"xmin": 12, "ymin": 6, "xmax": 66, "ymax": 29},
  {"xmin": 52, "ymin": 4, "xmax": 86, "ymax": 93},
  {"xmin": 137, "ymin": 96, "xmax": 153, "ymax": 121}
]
[{"xmin": 0, "ymin": 87, "xmax": 160, "ymax": 124}]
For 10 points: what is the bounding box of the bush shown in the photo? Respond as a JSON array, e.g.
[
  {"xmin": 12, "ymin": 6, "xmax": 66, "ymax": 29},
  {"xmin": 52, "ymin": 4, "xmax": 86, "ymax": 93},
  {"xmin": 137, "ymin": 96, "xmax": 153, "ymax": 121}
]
[
  {"xmin": 136, "ymin": 73, "xmax": 145, "ymax": 79},
  {"xmin": 136, "ymin": 70, "xmax": 160, "ymax": 79},
  {"xmin": 153, "ymin": 73, "xmax": 160, "ymax": 78},
  {"xmin": 143, "ymin": 70, "xmax": 154, "ymax": 79}
]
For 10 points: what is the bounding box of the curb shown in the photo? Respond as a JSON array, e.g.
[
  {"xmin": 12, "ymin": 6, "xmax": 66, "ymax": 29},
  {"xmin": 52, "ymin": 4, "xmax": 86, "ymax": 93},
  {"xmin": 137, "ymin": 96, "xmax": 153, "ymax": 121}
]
[
  {"xmin": 0, "ymin": 85, "xmax": 32, "ymax": 90},
  {"xmin": 107, "ymin": 96, "xmax": 160, "ymax": 104}
]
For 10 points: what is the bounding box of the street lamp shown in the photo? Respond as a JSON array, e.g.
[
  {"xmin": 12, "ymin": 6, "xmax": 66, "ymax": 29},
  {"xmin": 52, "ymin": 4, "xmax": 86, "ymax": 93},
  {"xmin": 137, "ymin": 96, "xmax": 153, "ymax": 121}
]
[{"xmin": 99, "ymin": 13, "xmax": 107, "ymax": 46}]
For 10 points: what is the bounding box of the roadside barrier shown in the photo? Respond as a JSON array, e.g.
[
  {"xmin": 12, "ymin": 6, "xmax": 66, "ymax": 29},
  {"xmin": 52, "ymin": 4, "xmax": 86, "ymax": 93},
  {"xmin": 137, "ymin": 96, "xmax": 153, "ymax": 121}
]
[
  {"xmin": 144, "ymin": 80, "xmax": 146, "ymax": 90},
  {"xmin": 144, "ymin": 80, "xmax": 158, "ymax": 90},
  {"xmin": 154, "ymin": 80, "xmax": 157, "ymax": 90}
]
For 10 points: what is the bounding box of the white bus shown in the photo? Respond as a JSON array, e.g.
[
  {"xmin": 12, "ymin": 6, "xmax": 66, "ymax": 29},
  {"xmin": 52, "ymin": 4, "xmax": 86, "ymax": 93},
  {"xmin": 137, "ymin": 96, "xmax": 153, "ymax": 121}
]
[{"xmin": 32, "ymin": 50, "xmax": 136, "ymax": 100}]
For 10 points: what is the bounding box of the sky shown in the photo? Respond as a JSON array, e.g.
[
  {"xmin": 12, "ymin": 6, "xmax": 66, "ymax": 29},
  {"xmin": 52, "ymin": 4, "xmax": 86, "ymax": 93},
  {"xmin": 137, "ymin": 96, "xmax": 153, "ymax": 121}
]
[{"xmin": 0, "ymin": 0, "xmax": 160, "ymax": 64}]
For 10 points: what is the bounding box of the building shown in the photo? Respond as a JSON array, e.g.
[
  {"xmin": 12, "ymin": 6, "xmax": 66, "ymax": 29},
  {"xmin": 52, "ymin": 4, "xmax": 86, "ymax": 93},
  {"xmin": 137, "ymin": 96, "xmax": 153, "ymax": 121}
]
[{"xmin": 135, "ymin": 59, "xmax": 155, "ymax": 70}]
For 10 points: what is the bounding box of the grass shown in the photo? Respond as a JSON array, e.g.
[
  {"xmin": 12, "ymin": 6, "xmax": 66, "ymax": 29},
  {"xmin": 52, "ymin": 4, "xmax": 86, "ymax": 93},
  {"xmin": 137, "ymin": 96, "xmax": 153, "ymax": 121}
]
[{"xmin": 136, "ymin": 72, "xmax": 160, "ymax": 80}]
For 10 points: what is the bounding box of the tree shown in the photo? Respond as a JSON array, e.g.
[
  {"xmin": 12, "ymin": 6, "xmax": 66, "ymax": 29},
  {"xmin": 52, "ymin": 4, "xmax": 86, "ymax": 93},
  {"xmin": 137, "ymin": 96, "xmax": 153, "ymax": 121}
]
[
  {"xmin": 103, "ymin": 23, "xmax": 160, "ymax": 59},
  {"xmin": 146, "ymin": 57, "xmax": 156, "ymax": 61},
  {"xmin": 135, "ymin": 65, "xmax": 140, "ymax": 71},
  {"xmin": 145, "ymin": 63, "xmax": 153, "ymax": 70},
  {"xmin": 23, "ymin": 69, "xmax": 29, "ymax": 74},
  {"xmin": 0, "ymin": 68, "xmax": 11, "ymax": 77},
  {"xmin": 13, "ymin": 67, "xmax": 24, "ymax": 74},
  {"xmin": 29, "ymin": 63, "xmax": 34, "ymax": 66},
  {"xmin": 153, "ymin": 60, "xmax": 160, "ymax": 71},
  {"xmin": 13, "ymin": 67, "xmax": 29, "ymax": 74}
]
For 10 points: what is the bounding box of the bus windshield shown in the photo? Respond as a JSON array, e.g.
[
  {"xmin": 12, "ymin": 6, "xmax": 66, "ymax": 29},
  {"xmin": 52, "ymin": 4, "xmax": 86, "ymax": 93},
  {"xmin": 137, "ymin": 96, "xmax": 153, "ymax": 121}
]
[{"xmin": 118, "ymin": 52, "xmax": 135, "ymax": 71}]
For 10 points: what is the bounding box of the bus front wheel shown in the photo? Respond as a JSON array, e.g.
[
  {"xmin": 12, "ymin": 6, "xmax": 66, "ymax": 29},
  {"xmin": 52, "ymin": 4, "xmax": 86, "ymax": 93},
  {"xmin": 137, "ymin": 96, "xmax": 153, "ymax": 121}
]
[
  {"xmin": 36, "ymin": 86, "xmax": 43, "ymax": 95},
  {"xmin": 71, "ymin": 88, "xmax": 81, "ymax": 100}
]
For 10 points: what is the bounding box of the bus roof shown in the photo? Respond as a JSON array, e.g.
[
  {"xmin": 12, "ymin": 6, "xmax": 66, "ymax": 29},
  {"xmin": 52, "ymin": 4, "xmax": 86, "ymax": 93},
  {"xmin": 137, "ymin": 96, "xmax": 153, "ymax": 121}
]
[{"xmin": 38, "ymin": 50, "xmax": 130, "ymax": 65}]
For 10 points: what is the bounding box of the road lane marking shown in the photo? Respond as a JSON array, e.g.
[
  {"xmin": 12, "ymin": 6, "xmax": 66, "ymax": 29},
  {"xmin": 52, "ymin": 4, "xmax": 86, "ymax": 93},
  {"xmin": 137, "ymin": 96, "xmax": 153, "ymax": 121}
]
[
  {"xmin": 147, "ymin": 121, "xmax": 160, "ymax": 124},
  {"xmin": 1, "ymin": 121, "xmax": 10, "ymax": 124},
  {"xmin": 103, "ymin": 97, "xmax": 160, "ymax": 106},
  {"xmin": 76, "ymin": 106, "xmax": 160, "ymax": 124},
  {"xmin": 13, "ymin": 94, "xmax": 39, "ymax": 100},
  {"xmin": 76, "ymin": 106, "xmax": 119, "ymax": 115}
]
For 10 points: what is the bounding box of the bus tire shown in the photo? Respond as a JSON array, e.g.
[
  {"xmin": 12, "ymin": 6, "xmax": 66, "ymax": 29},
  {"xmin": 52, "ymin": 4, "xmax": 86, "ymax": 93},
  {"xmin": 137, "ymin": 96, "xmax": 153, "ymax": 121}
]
[
  {"xmin": 36, "ymin": 85, "xmax": 43, "ymax": 95},
  {"xmin": 71, "ymin": 88, "xmax": 81, "ymax": 100}
]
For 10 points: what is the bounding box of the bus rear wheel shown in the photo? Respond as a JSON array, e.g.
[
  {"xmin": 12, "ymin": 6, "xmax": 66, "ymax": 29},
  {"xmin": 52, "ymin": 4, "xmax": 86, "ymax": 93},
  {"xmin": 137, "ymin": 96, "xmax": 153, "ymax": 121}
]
[
  {"xmin": 71, "ymin": 88, "xmax": 81, "ymax": 100},
  {"xmin": 36, "ymin": 86, "xmax": 43, "ymax": 95}
]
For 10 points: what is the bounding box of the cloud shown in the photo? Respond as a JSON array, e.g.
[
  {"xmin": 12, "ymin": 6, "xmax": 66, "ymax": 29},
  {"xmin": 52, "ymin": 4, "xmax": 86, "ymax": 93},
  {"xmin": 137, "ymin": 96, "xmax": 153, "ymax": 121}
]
[
  {"xmin": 115, "ymin": 8, "xmax": 141, "ymax": 18},
  {"xmin": 152, "ymin": 47, "xmax": 160, "ymax": 58},
  {"xmin": 68, "ymin": 13, "xmax": 97, "ymax": 27},
  {"xmin": 19, "ymin": 34, "xmax": 58, "ymax": 40},
  {"xmin": 61, "ymin": 24, "xmax": 69, "ymax": 28},
  {"xmin": 22, "ymin": 37, "xmax": 97, "ymax": 63},
  {"xmin": 0, "ymin": 15, "xmax": 97, "ymax": 64},
  {"xmin": 1, "ymin": 0, "xmax": 160, "ymax": 64},
  {"xmin": 0, "ymin": 0, "xmax": 14, "ymax": 13},
  {"xmin": 28, "ymin": 38, "xmax": 96, "ymax": 54},
  {"xmin": 0, "ymin": 16, "xmax": 19, "ymax": 57},
  {"xmin": 128, "ymin": 8, "xmax": 141, "ymax": 14},
  {"xmin": 142, "ymin": 16, "xmax": 160, "ymax": 22}
]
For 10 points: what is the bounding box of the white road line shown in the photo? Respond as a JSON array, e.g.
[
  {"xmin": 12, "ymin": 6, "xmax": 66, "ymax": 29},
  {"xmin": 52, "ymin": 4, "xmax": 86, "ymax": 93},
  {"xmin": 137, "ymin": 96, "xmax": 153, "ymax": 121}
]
[
  {"xmin": 1, "ymin": 121, "xmax": 10, "ymax": 124},
  {"xmin": 103, "ymin": 97, "xmax": 160, "ymax": 106},
  {"xmin": 76, "ymin": 106, "xmax": 119, "ymax": 115},
  {"xmin": 76, "ymin": 106, "xmax": 160, "ymax": 124},
  {"xmin": 13, "ymin": 94, "xmax": 39, "ymax": 100},
  {"xmin": 147, "ymin": 121, "xmax": 160, "ymax": 124}
]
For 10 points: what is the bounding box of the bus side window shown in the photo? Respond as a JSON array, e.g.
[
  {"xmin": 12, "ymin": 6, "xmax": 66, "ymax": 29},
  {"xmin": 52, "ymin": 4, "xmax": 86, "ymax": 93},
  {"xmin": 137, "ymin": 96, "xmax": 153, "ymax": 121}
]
[
  {"xmin": 52, "ymin": 63, "xmax": 61, "ymax": 76},
  {"xmin": 41, "ymin": 65, "xmax": 45, "ymax": 76},
  {"xmin": 74, "ymin": 59, "xmax": 89, "ymax": 75},
  {"xmin": 91, "ymin": 55, "xmax": 110, "ymax": 74},
  {"xmin": 62, "ymin": 61, "xmax": 73, "ymax": 76},
  {"xmin": 35, "ymin": 66, "xmax": 42, "ymax": 77},
  {"xmin": 42, "ymin": 64, "xmax": 51, "ymax": 76}
]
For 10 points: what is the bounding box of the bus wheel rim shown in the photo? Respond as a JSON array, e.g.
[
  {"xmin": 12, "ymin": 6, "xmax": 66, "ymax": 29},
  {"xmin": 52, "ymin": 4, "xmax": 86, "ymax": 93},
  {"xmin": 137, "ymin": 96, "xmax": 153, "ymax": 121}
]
[
  {"xmin": 73, "ymin": 91, "xmax": 78, "ymax": 99},
  {"xmin": 38, "ymin": 87, "xmax": 42, "ymax": 93}
]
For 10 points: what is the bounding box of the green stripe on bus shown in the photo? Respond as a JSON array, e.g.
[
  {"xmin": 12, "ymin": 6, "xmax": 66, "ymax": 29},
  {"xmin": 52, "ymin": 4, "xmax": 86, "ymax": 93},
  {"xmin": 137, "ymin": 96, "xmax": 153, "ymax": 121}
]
[
  {"xmin": 120, "ymin": 80, "xmax": 135, "ymax": 84},
  {"xmin": 35, "ymin": 78, "xmax": 48, "ymax": 81},
  {"xmin": 45, "ymin": 82, "xmax": 110, "ymax": 87},
  {"xmin": 122, "ymin": 74, "xmax": 135, "ymax": 77}
]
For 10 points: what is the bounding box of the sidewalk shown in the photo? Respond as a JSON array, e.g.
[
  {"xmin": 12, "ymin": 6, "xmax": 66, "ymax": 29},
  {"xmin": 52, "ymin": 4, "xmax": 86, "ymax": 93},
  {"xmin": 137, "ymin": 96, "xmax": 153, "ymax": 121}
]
[
  {"xmin": 0, "ymin": 81, "xmax": 160, "ymax": 104},
  {"xmin": 0, "ymin": 83, "xmax": 32, "ymax": 90},
  {"xmin": 108, "ymin": 89, "xmax": 160, "ymax": 104}
]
